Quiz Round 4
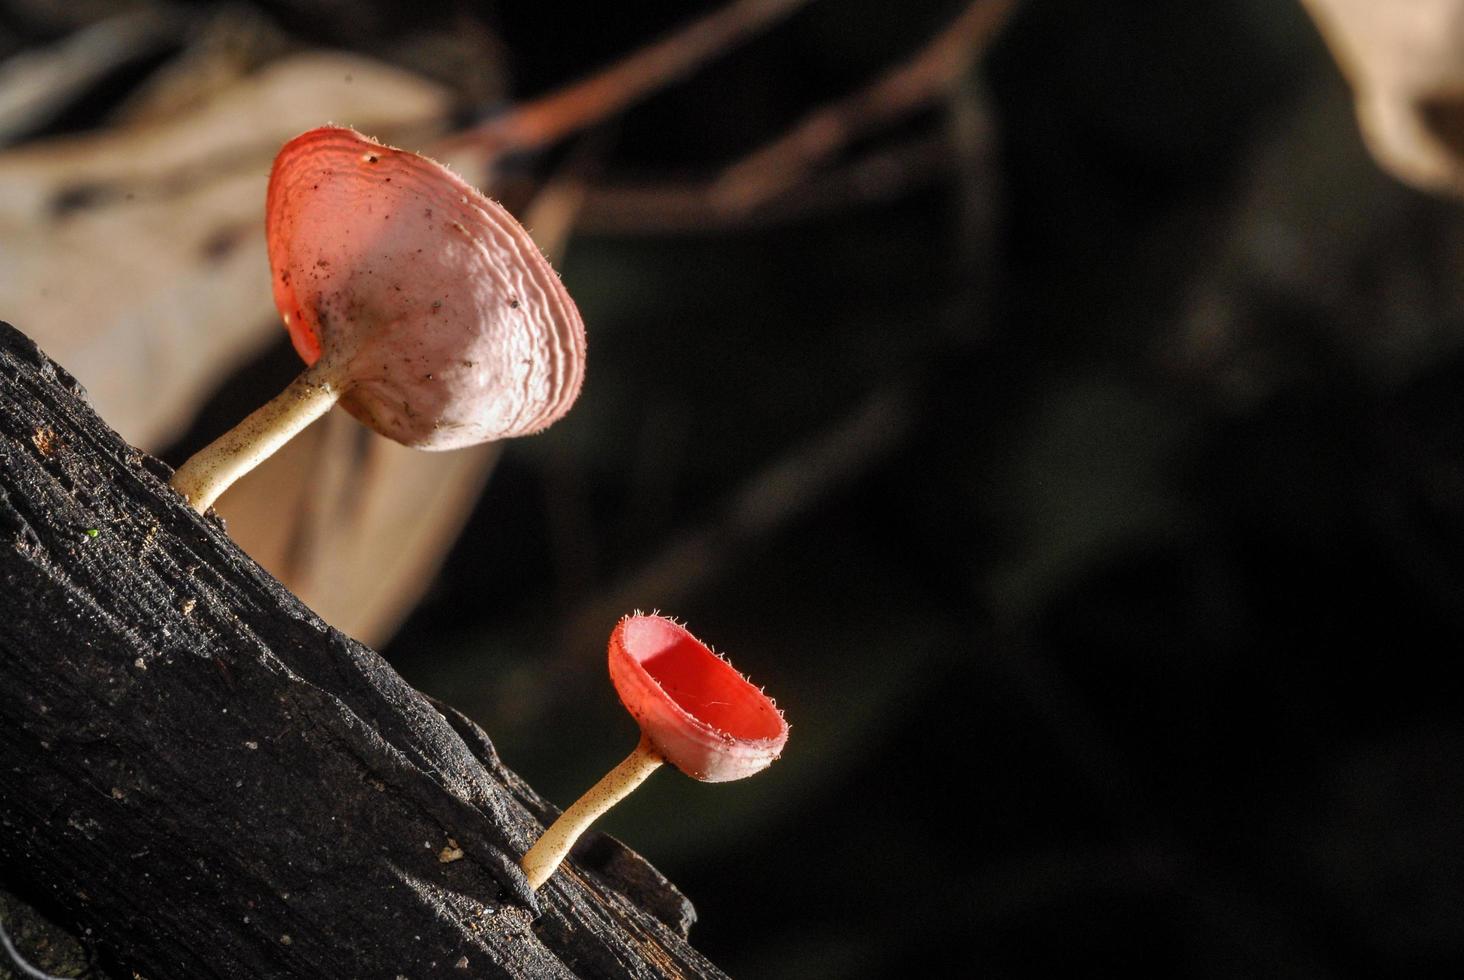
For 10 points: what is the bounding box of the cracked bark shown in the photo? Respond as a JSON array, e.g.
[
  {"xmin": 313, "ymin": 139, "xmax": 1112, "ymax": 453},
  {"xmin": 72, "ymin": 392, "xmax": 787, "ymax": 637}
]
[{"xmin": 0, "ymin": 321, "xmax": 717, "ymax": 980}]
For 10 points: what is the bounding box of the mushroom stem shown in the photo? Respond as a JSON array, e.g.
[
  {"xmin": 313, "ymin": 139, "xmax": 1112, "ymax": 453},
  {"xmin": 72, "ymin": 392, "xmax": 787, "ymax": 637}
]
[
  {"xmin": 521, "ymin": 735, "xmax": 664, "ymax": 890},
  {"xmin": 169, "ymin": 364, "xmax": 342, "ymax": 513}
]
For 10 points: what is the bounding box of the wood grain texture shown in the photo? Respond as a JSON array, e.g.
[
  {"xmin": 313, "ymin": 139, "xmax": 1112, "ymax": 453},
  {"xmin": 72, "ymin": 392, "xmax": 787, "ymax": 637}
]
[{"xmin": 0, "ymin": 321, "xmax": 716, "ymax": 979}]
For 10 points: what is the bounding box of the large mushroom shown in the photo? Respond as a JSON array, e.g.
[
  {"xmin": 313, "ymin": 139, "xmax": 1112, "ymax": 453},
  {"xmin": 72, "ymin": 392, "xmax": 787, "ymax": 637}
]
[
  {"xmin": 169, "ymin": 126, "xmax": 586, "ymax": 513},
  {"xmin": 520, "ymin": 613, "xmax": 789, "ymax": 890}
]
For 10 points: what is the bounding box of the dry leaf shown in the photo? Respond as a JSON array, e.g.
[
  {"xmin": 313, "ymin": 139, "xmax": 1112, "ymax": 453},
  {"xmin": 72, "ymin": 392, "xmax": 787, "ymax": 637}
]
[
  {"xmin": 0, "ymin": 47, "xmax": 504, "ymax": 645},
  {"xmin": 0, "ymin": 51, "xmax": 452, "ymax": 447},
  {"xmin": 0, "ymin": 5, "xmax": 190, "ymax": 145},
  {"xmin": 1302, "ymin": 0, "xmax": 1464, "ymax": 195},
  {"xmin": 217, "ymin": 413, "xmax": 500, "ymax": 646}
]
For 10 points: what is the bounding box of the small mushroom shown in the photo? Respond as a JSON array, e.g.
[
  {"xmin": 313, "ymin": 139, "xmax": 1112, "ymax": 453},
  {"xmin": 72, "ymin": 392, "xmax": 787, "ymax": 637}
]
[
  {"xmin": 520, "ymin": 613, "xmax": 789, "ymax": 890},
  {"xmin": 169, "ymin": 126, "xmax": 586, "ymax": 512}
]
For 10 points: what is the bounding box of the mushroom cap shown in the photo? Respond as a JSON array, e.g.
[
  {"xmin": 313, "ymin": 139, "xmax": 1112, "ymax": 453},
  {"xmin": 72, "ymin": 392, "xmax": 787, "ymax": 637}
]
[
  {"xmin": 608, "ymin": 614, "xmax": 788, "ymax": 783},
  {"xmin": 265, "ymin": 126, "xmax": 586, "ymax": 449}
]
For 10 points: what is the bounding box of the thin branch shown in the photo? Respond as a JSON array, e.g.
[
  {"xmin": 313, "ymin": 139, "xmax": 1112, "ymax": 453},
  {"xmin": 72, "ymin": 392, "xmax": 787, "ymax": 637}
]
[
  {"xmin": 443, "ymin": 0, "xmax": 817, "ymax": 157},
  {"xmin": 710, "ymin": 0, "xmax": 1016, "ymax": 212},
  {"xmin": 574, "ymin": 133, "xmax": 958, "ymax": 234},
  {"xmin": 14, "ymin": 0, "xmax": 813, "ymax": 209},
  {"xmin": 553, "ymin": 0, "xmax": 1014, "ymax": 235}
]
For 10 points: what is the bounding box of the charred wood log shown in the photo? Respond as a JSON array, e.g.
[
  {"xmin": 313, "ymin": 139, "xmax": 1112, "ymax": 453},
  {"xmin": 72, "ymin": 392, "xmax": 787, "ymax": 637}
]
[{"xmin": 0, "ymin": 321, "xmax": 716, "ymax": 979}]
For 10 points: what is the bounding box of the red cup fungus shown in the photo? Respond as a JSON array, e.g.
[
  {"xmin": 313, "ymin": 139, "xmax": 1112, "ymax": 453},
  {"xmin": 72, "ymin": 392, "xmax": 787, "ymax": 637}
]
[
  {"xmin": 519, "ymin": 613, "xmax": 788, "ymax": 890},
  {"xmin": 169, "ymin": 126, "xmax": 586, "ymax": 513}
]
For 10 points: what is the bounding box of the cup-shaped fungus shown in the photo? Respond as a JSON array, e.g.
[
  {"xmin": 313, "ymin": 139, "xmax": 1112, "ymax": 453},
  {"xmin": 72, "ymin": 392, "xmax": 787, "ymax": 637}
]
[
  {"xmin": 520, "ymin": 613, "xmax": 788, "ymax": 890},
  {"xmin": 169, "ymin": 126, "xmax": 586, "ymax": 512}
]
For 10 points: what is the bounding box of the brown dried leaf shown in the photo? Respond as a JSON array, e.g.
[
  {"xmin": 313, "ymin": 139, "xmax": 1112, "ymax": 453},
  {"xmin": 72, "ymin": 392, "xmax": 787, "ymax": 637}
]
[
  {"xmin": 0, "ymin": 5, "xmax": 190, "ymax": 145},
  {"xmin": 216, "ymin": 413, "xmax": 500, "ymax": 647},
  {"xmin": 0, "ymin": 49, "xmax": 480, "ymax": 644},
  {"xmin": 0, "ymin": 51, "xmax": 452, "ymax": 448},
  {"xmin": 1302, "ymin": 0, "xmax": 1464, "ymax": 195}
]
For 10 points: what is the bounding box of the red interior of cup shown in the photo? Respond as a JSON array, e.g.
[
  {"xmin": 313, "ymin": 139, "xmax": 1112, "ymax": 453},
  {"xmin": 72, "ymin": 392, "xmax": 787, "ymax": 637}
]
[{"xmin": 609, "ymin": 614, "xmax": 788, "ymax": 782}]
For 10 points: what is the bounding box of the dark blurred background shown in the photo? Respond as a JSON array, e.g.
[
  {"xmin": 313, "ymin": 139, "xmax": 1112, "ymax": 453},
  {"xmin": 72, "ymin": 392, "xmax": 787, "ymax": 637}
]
[{"xmin": 6, "ymin": 0, "xmax": 1464, "ymax": 976}]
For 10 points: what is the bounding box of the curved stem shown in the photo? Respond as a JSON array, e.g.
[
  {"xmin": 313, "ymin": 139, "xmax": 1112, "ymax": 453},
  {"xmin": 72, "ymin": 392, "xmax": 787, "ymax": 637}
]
[
  {"xmin": 521, "ymin": 735, "xmax": 664, "ymax": 890},
  {"xmin": 168, "ymin": 364, "xmax": 341, "ymax": 514}
]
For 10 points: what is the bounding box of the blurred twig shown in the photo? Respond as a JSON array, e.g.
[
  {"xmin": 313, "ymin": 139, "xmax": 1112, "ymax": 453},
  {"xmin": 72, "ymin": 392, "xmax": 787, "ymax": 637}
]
[
  {"xmin": 513, "ymin": 1, "xmax": 1020, "ymax": 700},
  {"xmin": 1, "ymin": 0, "xmax": 814, "ymax": 204},
  {"xmin": 710, "ymin": 0, "xmax": 1015, "ymax": 212},
  {"xmin": 533, "ymin": 384, "xmax": 915, "ymax": 697},
  {"xmin": 576, "ymin": 133, "xmax": 956, "ymax": 233},
  {"xmin": 443, "ymin": 0, "xmax": 817, "ymax": 158},
  {"xmin": 557, "ymin": 0, "xmax": 1015, "ymax": 235}
]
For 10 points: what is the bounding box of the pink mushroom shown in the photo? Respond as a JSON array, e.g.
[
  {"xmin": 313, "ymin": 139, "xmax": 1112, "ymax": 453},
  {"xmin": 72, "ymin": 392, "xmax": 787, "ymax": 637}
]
[
  {"xmin": 520, "ymin": 613, "xmax": 789, "ymax": 890},
  {"xmin": 169, "ymin": 126, "xmax": 586, "ymax": 513}
]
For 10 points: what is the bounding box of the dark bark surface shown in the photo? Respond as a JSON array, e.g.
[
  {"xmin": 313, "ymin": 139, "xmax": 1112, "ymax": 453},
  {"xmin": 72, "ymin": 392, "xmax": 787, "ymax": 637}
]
[{"xmin": 0, "ymin": 321, "xmax": 716, "ymax": 979}]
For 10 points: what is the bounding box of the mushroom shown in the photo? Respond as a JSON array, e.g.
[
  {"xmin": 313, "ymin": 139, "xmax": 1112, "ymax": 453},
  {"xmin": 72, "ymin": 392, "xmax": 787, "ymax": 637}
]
[
  {"xmin": 520, "ymin": 613, "xmax": 789, "ymax": 890},
  {"xmin": 168, "ymin": 126, "xmax": 586, "ymax": 513}
]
